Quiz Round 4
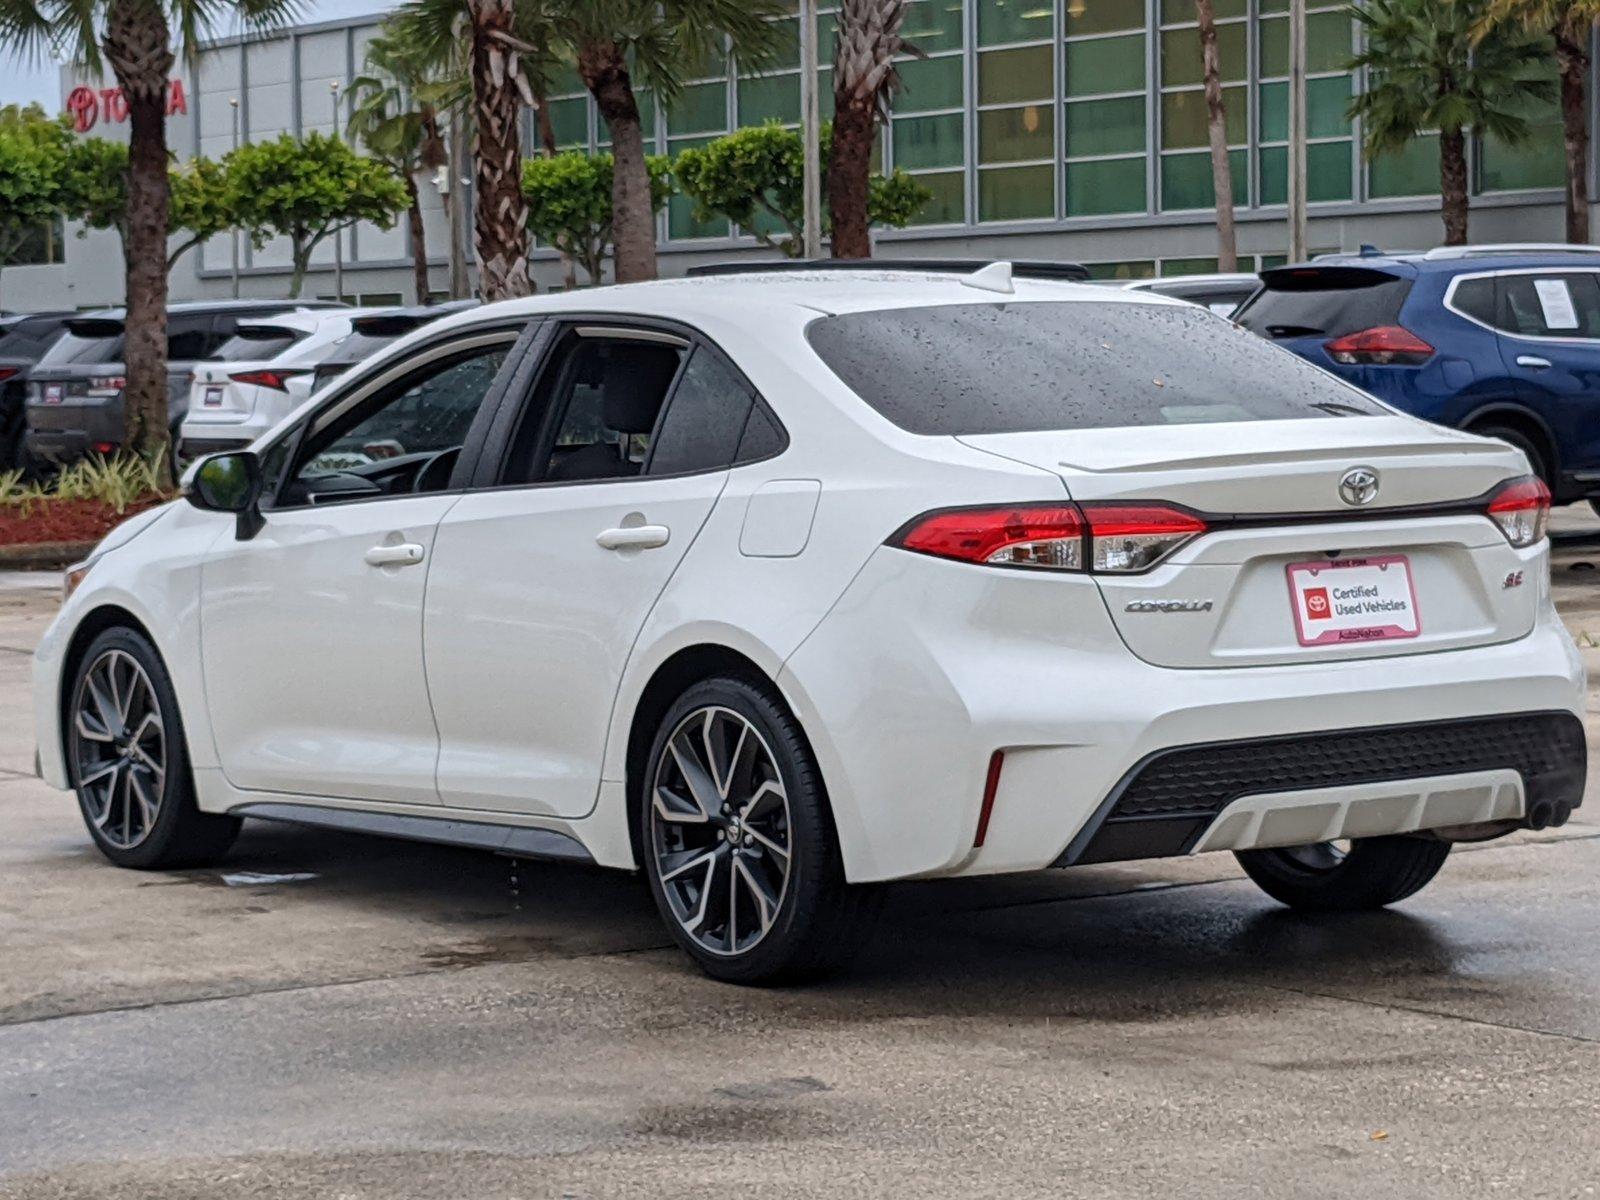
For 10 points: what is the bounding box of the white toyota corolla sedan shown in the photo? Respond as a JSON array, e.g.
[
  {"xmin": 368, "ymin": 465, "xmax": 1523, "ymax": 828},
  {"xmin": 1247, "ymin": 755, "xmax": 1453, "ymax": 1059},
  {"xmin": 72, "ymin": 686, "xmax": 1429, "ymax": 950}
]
[{"xmin": 32, "ymin": 265, "xmax": 1587, "ymax": 984}]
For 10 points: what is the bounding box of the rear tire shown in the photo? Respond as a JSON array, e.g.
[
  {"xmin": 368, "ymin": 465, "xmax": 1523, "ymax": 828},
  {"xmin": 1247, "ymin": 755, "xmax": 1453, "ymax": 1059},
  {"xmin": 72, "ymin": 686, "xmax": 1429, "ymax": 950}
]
[
  {"xmin": 67, "ymin": 626, "xmax": 240, "ymax": 870},
  {"xmin": 638, "ymin": 675, "xmax": 880, "ymax": 985},
  {"xmin": 1235, "ymin": 836, "xmax": 1451, "ymax": 911}
]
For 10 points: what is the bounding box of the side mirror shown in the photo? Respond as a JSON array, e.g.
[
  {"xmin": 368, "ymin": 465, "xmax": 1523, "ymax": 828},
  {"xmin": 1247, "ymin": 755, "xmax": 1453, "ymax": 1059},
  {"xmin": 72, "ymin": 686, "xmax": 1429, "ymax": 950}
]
[{"xmin": 186, "ymin": 451, "xmax": 265, "ymax": 540}]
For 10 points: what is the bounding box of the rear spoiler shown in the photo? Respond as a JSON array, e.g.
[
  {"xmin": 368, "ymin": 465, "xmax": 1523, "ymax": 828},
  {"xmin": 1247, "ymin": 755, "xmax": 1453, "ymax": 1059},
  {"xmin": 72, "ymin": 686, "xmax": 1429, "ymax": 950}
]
[
  {"xmin": 65, "ymin": 317, "xmax": 125, "ymax": 338},
  {"xmin": 349, "ymin": 299, "xmax": 479, "ymax": 338},
  {"xmin": 1259, "ymin": 265, "xmax": 1407, "ymax": 291}
]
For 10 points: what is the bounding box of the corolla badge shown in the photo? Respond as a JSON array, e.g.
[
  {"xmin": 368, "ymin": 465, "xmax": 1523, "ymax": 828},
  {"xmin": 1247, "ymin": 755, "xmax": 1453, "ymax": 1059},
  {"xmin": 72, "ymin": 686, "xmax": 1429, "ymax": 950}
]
[{"xmin": 1338, "ymin": 466, "xmax": 1380, "ymax": 507}]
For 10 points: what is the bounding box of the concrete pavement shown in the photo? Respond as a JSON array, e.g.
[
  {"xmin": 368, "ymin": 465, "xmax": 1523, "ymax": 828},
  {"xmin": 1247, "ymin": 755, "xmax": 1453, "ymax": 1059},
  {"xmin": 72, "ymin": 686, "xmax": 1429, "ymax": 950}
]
[{"xmin": 3, "ymin": 526, "xmax": 1600, "ymax": 1198}]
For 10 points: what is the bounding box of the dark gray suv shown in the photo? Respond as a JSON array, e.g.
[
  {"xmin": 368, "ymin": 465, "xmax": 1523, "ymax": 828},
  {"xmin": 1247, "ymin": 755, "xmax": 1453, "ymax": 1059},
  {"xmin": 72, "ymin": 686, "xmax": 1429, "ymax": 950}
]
[{"xmin": 24, "ymin": 300, "xmax": 343, "ymax": 465}]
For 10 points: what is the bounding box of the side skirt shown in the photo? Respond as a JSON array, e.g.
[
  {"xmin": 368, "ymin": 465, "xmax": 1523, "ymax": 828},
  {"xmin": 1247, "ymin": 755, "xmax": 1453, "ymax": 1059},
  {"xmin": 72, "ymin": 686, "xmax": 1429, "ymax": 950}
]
[{"xmin": 229, "ymin": 801, "xmax": 597, "ymax": 865}]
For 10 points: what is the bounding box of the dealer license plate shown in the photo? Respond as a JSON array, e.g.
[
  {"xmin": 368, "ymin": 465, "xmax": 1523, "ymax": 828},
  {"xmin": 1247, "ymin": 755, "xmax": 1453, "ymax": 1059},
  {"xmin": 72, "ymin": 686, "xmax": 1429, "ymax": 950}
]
[{"xmin": 1286, "ymin": 556, "xmax": 1420, "ymax": 647}]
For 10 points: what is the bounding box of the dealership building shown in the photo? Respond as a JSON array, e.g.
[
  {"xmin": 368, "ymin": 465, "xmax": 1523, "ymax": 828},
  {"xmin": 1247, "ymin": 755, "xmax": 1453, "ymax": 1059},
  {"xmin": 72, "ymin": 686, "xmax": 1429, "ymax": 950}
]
[{"xmin": 5, "ymin": 0, "xmax": 1582, "ymax": 309}]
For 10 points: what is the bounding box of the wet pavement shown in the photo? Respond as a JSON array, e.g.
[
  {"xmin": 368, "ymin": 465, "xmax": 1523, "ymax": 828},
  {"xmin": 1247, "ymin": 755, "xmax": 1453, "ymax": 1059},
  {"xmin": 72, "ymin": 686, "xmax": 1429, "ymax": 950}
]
[{"xmin": 3, "ymin": 515, "xmax": 1600, "ymax": 1199}]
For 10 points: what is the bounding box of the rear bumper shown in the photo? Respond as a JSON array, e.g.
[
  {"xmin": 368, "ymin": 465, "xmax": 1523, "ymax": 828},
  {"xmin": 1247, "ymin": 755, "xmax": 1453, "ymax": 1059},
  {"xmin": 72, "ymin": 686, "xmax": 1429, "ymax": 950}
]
[
  {"xmin": 25, "ymin": 402, "xmax": 121, "ymax": 463},
  {"xmin": 1060, "ymin": 711, "xmax": 1585, "ymax": 865},
  {"xmin": 781, "ymin": 547, "xmax": 1587, "ymax": 883}
]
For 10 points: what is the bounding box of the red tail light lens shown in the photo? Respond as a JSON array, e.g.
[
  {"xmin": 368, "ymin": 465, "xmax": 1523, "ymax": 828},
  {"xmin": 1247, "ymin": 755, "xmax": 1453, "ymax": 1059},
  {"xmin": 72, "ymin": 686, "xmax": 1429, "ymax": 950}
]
[
  {"xmin": 1486, "ymin": 475, "xmax": 1550, "ymax": 548},
  {"xmin": 0, "ymin": 367, "xmax": 18, "ymax": 383},
  {"xmin": 894, "ymin": 504, "xmax": 1086, "ymax": 570},
  {"xmin": 1324, "ymin": 326, "xmax": 1434, "ymax": 366},
  {"xmin": 229, "ymin": 369, "xmax": 309, "ymax": 392},
  {"xmin": 87, "ymin": 375, "xmax": 125, "ymax": 396},
  {"xmin": 891, "ymin": 502, "xmax": 1206, "ymax": 573}
]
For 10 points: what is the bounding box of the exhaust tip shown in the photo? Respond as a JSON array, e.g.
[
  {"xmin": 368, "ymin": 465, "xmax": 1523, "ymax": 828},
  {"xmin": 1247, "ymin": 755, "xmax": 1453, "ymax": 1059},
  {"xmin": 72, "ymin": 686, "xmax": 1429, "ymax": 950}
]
[{"xmin": 1526, "ymin": 800, "xmax": 1555, "ymax": 831}]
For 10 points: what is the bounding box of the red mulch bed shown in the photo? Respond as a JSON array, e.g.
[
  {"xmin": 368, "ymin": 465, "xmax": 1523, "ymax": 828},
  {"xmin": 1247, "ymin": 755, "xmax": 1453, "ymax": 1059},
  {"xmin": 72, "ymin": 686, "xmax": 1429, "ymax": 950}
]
[{"xmin": 0, "ymin": 496, "xmax": 168, "ymax": 548}]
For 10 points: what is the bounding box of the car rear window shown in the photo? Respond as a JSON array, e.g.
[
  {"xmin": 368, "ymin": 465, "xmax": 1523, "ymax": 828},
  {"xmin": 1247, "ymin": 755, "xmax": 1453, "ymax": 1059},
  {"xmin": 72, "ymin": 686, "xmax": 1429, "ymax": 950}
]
[
  {"xmin": 0, "ymin": 319, "xmax": 66, "ymax": 359},
  {"xmin": 39, "ymin": 327, "xmax": 124, "ymax": 365},
  {"xmin": 1235, "ymin": 267, "xmax": 1412, "ymax": 339},
  {"xmin": 212, "ymin": 326, "xmax": 306, "ymax": 362},
  {"xmin": 326, "ymin": 331, "xmax": 399, "ymax": 368},
  {"xmin": 805, "ymin": 301, "xmax": 1386, "ymax": 435}
]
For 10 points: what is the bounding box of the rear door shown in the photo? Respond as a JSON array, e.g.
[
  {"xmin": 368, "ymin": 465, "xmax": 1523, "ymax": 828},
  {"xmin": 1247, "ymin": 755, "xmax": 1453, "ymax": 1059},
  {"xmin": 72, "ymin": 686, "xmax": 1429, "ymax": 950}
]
[
  {"xmin": 1476, "ymin": 269, "xmax": 1600, "ymax": 476},
  {"xmin": 425, "ymin": 323, "xmax": 767, "ymax": 818}
]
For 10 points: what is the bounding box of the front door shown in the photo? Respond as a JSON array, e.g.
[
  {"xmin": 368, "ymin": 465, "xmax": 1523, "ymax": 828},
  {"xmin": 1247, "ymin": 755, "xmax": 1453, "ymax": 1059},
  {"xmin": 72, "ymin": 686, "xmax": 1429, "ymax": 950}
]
[
  {"xmin": 425, "ymin": 326, "xmax": 765, "ymax": 818},
  {"xmin": 200, "ymin": 333, "xmax": 521, "ymax": 804}
]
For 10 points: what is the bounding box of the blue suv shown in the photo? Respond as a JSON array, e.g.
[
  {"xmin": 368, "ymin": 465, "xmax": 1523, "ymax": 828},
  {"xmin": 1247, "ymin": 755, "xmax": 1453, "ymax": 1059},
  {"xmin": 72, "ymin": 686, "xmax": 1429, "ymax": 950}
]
[{"xmin": 1236, "ymin": 245, "xmax": 1600, "ymax": 508}]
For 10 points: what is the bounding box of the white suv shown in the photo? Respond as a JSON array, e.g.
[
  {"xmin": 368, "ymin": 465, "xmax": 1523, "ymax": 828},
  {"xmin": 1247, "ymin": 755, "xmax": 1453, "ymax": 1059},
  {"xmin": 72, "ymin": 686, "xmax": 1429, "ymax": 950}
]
[
  {"xmin": 33, "ymin": 266, "xmax": 1586, "ymax": 984},
  {"xmin": 177, "ymin": 309, "xmax": 380, "ymax": 462}
]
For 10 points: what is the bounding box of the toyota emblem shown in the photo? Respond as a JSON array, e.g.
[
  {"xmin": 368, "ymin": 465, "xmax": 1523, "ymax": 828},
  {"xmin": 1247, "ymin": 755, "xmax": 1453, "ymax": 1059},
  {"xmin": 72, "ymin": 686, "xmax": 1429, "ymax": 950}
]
[{"xmin": 1338, "ymin": 466, "xmax": 1380, "ymax": 507}]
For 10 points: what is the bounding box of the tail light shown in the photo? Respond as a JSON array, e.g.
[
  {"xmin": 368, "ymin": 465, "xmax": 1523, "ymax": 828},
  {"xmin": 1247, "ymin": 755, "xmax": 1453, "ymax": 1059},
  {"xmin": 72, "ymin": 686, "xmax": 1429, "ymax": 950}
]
[
  {"xmin": 890, "ymin": 502, "xmax": 1206, "ymax": 574},
  {"xmin": 0, "ymin": 367, "xmax": 17, "ymax": 383},
  {"xmin": 1486, "ymin": 475, "xmax": 1550, "ymax": 548},
  {"xmin": 87, "ymin": 375, "xmax": 125, "ymax": 397},
  {"xmin": 1324, "ymin": 326, "xmax": 1434, "ymax": 366},
  {"xmin": 229, "ymin": 368, "xmax": 310, "ymax": 392}
]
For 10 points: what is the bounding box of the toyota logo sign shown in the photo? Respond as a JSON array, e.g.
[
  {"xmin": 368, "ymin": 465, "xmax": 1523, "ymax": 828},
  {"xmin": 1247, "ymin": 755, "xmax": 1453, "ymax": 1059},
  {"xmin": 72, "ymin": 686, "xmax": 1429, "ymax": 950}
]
[{"xmin": 1338, "ymin": 467, "xmax": 1380, "ymax": 507}]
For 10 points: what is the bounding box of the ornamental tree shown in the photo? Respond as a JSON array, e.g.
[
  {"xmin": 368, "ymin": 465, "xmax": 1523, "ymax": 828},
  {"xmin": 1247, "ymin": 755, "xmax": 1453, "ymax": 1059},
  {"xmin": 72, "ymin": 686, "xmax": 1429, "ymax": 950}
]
[
  {"xmin": 60, "ymin": 138, "xmax": 238, "ymax": 269},
  {"xmin": 520, "ymin": 150, "xmax": 672, "ymax": 285},
  {"xmin": 0, "ymin": 105, "xmax": 72, "ymax": 273},
  {"xmin": 226, "ymin": 131, "xmax": 410, "ymax": 297},
  {"xmin": 673, "ymin": 121, "xmax": 928, "ymax": 256}
]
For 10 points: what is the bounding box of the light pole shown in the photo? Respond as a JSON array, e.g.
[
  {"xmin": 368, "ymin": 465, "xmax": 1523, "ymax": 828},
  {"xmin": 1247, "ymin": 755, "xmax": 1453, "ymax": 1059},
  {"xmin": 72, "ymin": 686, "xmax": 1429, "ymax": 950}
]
[
  {"xmin": 229, "ymin": 97, "xmax": 240, "ymax": 298},
  {"xmin": 799, "ymin": 0, "xmax": 822, "ymax": 261},
  {"xmin": 1287, "ymin": 0, "xmax": 1308, "ymax": 263},
  {"xmin": 331, "ymin": 79, "xmax": 344, "ymax": 301}
]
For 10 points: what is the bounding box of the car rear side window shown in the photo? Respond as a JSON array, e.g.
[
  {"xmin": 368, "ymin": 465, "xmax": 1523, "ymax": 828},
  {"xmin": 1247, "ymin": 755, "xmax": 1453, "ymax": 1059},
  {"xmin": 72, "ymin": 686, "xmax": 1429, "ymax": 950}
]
[
  {"xmin": 646, "ymin": 347, "xmax": 754, "ymax": 476},
  {"xmin": 212, "ymin": 327, "xmax": 305, "ymax": 362},
  {"xmin": 1451, "ymin": 277, "xmax": 1497, "ymax": 327},
  {"xmin": 806, "ymin": 301, "xmax": 1385, "ymax": 436},
  {"xmin": 1499, "ymin": 272, "xmax": 1600, "ymax": 339},
  {"xmin": 0, "ymin": 319, "xmax": 66, "ymax": 359},
  {"xmin": 1234, "ymin": 268, "xmax": 1412, "ymax": 340},
  {"xmin": 39, "ymin": 328, "xmax": 124, "ymax": 365}
]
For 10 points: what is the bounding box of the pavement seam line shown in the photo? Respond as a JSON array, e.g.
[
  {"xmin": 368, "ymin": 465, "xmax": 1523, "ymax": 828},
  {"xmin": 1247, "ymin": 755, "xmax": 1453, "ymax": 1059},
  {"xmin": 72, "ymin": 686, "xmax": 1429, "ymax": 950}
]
[
  {"xmin": 1252, "ymin": 980, "xmax": 1600, "ymax": 1047},
  {"xmin": 0, "ymin": 942, "xmax": 678, "ymax": 1031}
]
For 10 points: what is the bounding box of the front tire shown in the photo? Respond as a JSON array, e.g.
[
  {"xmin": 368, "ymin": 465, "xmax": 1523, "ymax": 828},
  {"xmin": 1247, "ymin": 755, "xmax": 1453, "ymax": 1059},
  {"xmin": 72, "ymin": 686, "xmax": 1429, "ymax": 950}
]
[
  {"xmin": 639, "ymin": 676, "xmax": 879, "ymax": 985},
  {"xmin": 1235, "ymin": 836, "xmax": 1451, "ymax": 912},
  {"xmin": 67, "ymin": 627, "xmax": 240, "ymax": 870}
]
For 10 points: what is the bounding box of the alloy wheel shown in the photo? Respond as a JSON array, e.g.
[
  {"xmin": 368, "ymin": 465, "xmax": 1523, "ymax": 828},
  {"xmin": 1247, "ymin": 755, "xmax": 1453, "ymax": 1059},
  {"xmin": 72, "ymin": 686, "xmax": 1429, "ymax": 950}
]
[
  {"xmin": 70, "ymin": 648, "xmax": 167, "ymax": 850},
  {"xmin": 650, "ymin": 706, "xmax": 793, "ymax": 957},
  {"xmin": 1275, "ymin": 839, "xmax": 1350, "ymax": 873}
]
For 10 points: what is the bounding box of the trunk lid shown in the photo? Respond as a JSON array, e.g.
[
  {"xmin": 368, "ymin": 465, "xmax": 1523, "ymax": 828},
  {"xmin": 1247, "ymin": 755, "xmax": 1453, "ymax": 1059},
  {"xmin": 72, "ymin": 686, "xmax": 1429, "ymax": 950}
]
[{"xmin": 958, "ymin": 416, "xmax": 1540, "ymax": 668}]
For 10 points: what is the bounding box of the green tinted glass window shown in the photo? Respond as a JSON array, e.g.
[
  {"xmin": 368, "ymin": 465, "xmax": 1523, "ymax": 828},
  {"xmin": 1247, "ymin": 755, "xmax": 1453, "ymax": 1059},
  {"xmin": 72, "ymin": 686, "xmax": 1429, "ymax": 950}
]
[
  {"xmin": 1160, "ymin": 86, "xmax": 1247, "ymax": 150},
  {"xmin": 894, "ymin": 111, "xmax": 965, "ymax": 169},
  {"xmin": 1065, "ymin": 96, "xmax": 1144, "ymax": 157},
  {"xmin": 1161, "ymin": 256, "xmax": 1222, "ymax": 276},
  {"xmin": 906, "ymin": 170, "xmax": 965, "ymax": 224},
  {"xmin": 1368, "ymin": 135, "xmax": 1440, "ymax": 198},
  {"xmin": 896, "ymin": 54, "xmax": 964, "ymax": 112},
  {"xmin": 901, "ymin": 0, "xmax": 963, "ymax": 53},
  {"xmin": 547, "ymin": 97, "xmax": 589, "ymax": 149},
  {"xmin": 1066, "ymin": 156, "xmax": 1146, "ymax": 215},
  {"xmin": 978, "ymin": 44, "xmax": 1053, "ymax": 104},
  {"xmin": 1066, "ymin": 33, "xmax": 1145, "ymax": 96},
  {"xmin": 1481, "ymin": 127, "xmax": 1564, "ymax": 192},
  {"xmin": 767, "ymin": 17, "xmax": 800, "ymax": 70},
  {"xmin": 978, "ymin": 0, "xmax": 1054, "ymax": 46},
  {"xmin": 738, "ymin": 73, "xmax": 800, "ymax": 125},
  {"xmin": 978, "ymin": 163, "xmax": 1054, "ymax": 220},
  {"xmin": 1259, "ymin": 12, "xmax": 1353, "ymax": 76},
  {"xmin": 979, "ymin": 104, "xmax": 1054, "ymax": 163},
  {"xmin": 667, "ymin": 82, "xmax": 726, "ymax": 135},
  {"xmin": 1258, "ymin": 141, "xmax": 1354, "ymax": 203},
  {"xmin": 1161, "ymin": 0, "xmax": 1245, "ymax": 21},
  {"xmin": 1259, "ymin": 76, "xmax": 1353, "ymax": 142},
  {"xmin": 1160, "ymin": 148, "xmax": 1248, "ymax": 209},
  {"xmin": 1160, "ymin": 22, "xmax": 1246, "ymax": 87},
  {"xmin": 1069, "ymin": 0, "xmax": 1145, "ymax": 36}
]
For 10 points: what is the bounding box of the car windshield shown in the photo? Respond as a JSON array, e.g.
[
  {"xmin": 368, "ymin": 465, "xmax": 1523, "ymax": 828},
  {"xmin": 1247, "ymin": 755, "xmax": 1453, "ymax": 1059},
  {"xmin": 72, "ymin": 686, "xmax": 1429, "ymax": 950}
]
[{"xmin": 805, "ymin": 300, "xmax": 1386, "ymax": 435}]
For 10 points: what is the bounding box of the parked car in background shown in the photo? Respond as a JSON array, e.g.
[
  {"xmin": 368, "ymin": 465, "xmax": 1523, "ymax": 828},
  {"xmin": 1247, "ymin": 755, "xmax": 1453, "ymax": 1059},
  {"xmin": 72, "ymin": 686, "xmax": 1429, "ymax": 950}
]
[
  {"xmin": 35, "ymin": 266, "xmax": 1582, "ymax": 985},
  {"xmin": 1236, "ymin": 245, "xmax": 1600, "ymax": 508},
  {"xmin": 310, "ymin": 300, "xmax": 478, "ymax": 394},
  {"xmin": 23, "ymin": 300, "xmax": 343, "ymax": 467},
  {"xmin": 1118, "ymin": 272, "xmax": 1262, "ymax": 317},
  {"xmin": 178, "ymin": 308, "xmax": 383, "ymax": 463},
  {"xmin": 0, "ymin": 310, "xmax": 75, "ymax": 471}
]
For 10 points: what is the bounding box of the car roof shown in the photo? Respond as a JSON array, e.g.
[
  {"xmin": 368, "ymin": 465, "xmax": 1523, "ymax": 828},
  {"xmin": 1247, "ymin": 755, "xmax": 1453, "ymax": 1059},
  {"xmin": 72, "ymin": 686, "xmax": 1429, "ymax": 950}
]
[
  {"xmin": 1123, "ymin": 273, "xmax": 1261, "ymax": 290},
  {"xmin": 1300, "ymin": 244, "xmax": 1600, "ymax": 276},
  {"xmin": 74, "ymin": 300, "xmax": 346, "ymax": 321},
  {"xmin": 233, "ymin": 306, "xmax": 386, "ymax": 336},
  {"xmin": 423, "ymin": 267, "xmax": 1183, "ymax": 342}
]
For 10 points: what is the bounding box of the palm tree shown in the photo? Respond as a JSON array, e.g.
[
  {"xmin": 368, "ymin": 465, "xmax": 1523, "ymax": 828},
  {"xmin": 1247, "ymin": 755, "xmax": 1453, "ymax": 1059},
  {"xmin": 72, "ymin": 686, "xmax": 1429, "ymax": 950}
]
[
  {"xmin": 0, "ymin": 0, "xmax": 294, "ymax": 476},
  {"xmin": 349, "ymin": 31, "xmax": 451, "ymax": 304},
  {"xmin": 1475, "ymin": 0, "xmax": 1600, "ymax": 242},
  {"xmin": 1194, "ymin": 0, "xmax": 1236, "ymax": 271},
  {"xmin": 557, "ymin": 0, "xmax": 784, "ymax": 283},
  {"xmin": 828, "ymin": 0, "xmax": 922, "ymax": 259},
  {"xmin": 1351, "ymin": 0, "xmax": 1554, "ymax": 246},
  {"xmin": 397, "ymin": 0, "xmax": 537, "ymax": 301}
]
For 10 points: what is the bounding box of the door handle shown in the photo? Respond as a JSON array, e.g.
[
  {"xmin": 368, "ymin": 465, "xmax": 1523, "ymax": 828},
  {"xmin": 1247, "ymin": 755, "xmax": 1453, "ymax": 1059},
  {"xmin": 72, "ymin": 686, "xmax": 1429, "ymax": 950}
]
[
  {"xmin": 364, "ymin": 542, "xmax": 426, "ymax": 567},
  {"xmin": 596, "ymin": 524, "xmax": 670, "ymax": 551},
  {"xmin": 1517, "ymin": 354, "xmax": 1553, "ymax": 370}
]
